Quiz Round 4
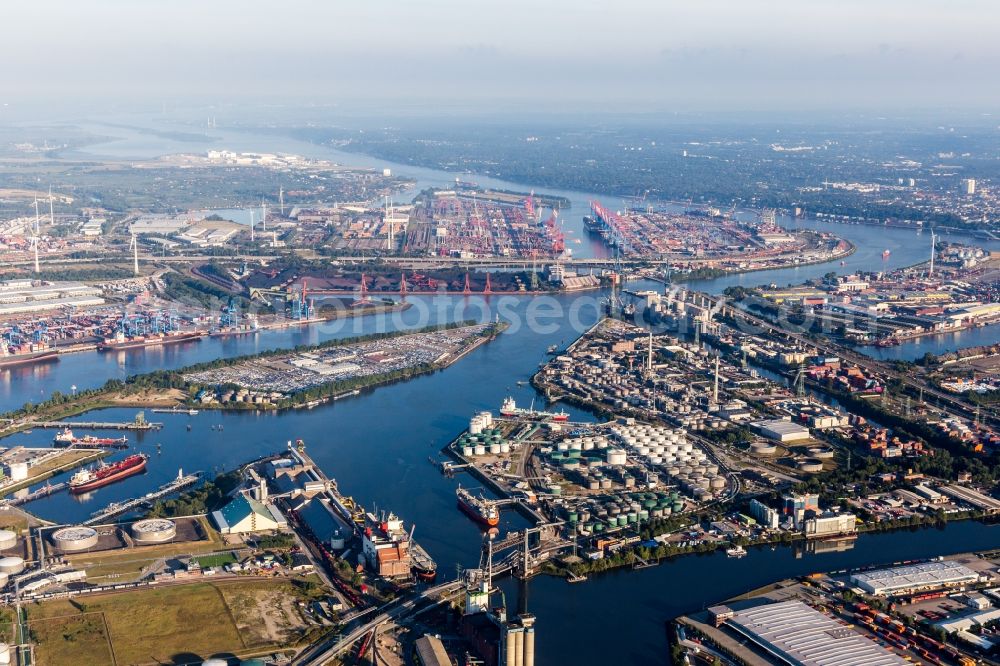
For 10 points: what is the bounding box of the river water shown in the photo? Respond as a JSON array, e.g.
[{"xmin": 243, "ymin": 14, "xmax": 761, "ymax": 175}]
[{"xmin": 6, "ymin": 115, "xmax": 1000, "ymax": 664}]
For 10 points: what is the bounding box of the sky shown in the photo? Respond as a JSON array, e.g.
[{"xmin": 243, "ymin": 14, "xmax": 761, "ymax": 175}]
[{"xmin": 3, "ymin": 0, "xmax": 999, "ymax": 114}]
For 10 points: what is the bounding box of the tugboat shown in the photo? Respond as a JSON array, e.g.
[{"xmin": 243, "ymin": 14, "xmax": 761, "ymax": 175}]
[
  {"xmin": 726, "ymin": 545, "xmax": 747, "ymax": 558},
  {"xmin": 456, "ymin": 487, "xmax": 500, "ymax": 527}
]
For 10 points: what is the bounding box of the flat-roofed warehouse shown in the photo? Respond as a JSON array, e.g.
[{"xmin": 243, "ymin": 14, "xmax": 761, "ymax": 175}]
[
  {"xmin": 850, "ymin": 560, "xmax": 981, "ymax": 596},
  {"xmin": 752, "ymin": 418, "xmax": 811, "ymax": 443},
  {"xmin": 938, "ymin": 484, "xmax": 1000, "ymax": 514},
  {"xmin": 727, "ymin": 600, "xmax": 907, "ymax": 666}
]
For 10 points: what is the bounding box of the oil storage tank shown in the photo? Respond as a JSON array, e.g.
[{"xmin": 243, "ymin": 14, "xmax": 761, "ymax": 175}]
[
  {"xmin": 0, "ymin": 557, "xmax": 23, "ymax": 575},
  {"xmin": 130, "ymin": 518, "xmax": 177, "ymax": 544},
  {"xmin": 51, "ymin": 526, "xmax": 99, "ymax": 552}
]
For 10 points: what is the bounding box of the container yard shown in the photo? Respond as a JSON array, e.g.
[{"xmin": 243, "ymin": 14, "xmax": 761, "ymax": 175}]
[
  {"xmin": 587, "ymin": 201, "xmax": 849, "ymax": 268},
  {"xmin": 404, "ymin": 190, "xmax": 567, "ymax": 259}
]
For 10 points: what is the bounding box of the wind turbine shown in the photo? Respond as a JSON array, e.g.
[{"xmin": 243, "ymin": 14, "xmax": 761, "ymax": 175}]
[
  {"xmin": 33, "ymin": 197, "xmax": 40, "ymax": 235},
  {"xmin": 32, "ymin": 235, "xmax": 40, "ymax": 274}
]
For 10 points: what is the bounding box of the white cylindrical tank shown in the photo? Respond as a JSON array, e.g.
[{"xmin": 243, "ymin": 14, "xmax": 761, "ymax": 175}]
[
  {"xmin": 0, "ymin": 643, "xmax": 10, "ymax": 666},
  {"xmin": 0, "ymin": 557, "xmax": 23, "ymax": 575},
  {"xmin": 606, "ymin": 449, "xmax": 627, "ymax": 466},
  {"xmin": 130, "ymin": 518, "xmax": 177, "ymax": 544},
  {"xmin": 0, "ymin": 531, "xmax": 16, "ymax": 551},
  {"xmin": 51, "ymin": 526, "xmax": 99, "ymax": 552}
]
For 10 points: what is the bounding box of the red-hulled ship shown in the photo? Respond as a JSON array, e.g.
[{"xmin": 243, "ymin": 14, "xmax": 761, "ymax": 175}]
[
  {"xmin": 53, "ymin": 428, "xmax": 128, "ymax": 448},
  {"xmin": 69, "ymin": 454, "xmax": 148, "ymax": 493},
  {"xmin": 457, "ymin": 487, "xmax": 500, "ymax": 527}
]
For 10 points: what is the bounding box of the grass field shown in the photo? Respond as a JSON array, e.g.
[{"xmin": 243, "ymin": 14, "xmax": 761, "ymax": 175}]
[
  {"xmin": 31, "ymin": 614, "xmax": 114, "ymax": 665},
  {"xmin": 27, "ymin": 579, "xmax": 314, "ymax": 665},
  {"xmin": 195, "ymin": 552, "xmax": 237, "ymax": 569},
  {"xmin": 29, "ymin": 584, "xmax": 242, "ymax": 664}
]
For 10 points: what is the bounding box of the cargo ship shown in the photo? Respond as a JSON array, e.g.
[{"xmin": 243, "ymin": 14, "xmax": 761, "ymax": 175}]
[
  {"xmin": 361, "ymin": 510, "xmax": 438, "ymax": 582},
  {"xmin": 0, "ymin": 342, "xmax": 58, "ymax": 369},
  {"xmin": 456, "ymin": 487, "xmax": 500, "ymax": 527},
  {"xmin": 97, "ymin": 330, "xmax": 203, "ymax": 352},
  {"xmin": 69, "ymin": 453, "xmax": 148, "ymax": 493},
  {"xmin": 410, "ymin": 540, "xmax": 438, "ymax": 582},
  {"xmin": 53, "ymin": 428, "xmax": 128, "ymax": 449},
  {"xmin": 500, "ymin": 397, "xmax": 569, "ymax": 422}
]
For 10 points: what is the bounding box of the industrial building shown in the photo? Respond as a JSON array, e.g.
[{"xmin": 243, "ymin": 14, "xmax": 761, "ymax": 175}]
[
  {"xmin": 802, "ymin": 513, "xmax": 856, "ymax": 539},
  {"xmin": 414, "ymin": 634, "xmax": 451, "ymax": 666},
  {"xmin": 749, "ymin": 499, "xmax": 780, "ymax": 529},
  {"xmin": 938, "ymin": 484, "xmax": 1000, "ymax": 514},
  {"xmin": 0, "ymin": 280, "xmax": 104, "ymax": 315},
  {"xmin": 752, "ymin": 418, "xmax": 811, "ymax": 443},
  {"xmin": 211, "ymin": 493, "xmax": 287, "ymax": 534},
  {"xmin": 850, "ymin": 560, "xmax": 981, "ymax": 596},
  {"xmin": 727, "ymin": 600, "xmax": 908, "ymax": 666}
]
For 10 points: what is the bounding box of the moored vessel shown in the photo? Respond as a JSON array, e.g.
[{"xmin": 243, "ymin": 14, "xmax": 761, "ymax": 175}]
[
  {"xmin": 97, "ymin": 330, "xmax": 203, "ymax": 351},
  {"xmin": 500, "ymin": 396, "xmax": 569, "ymax": 422},
  {"xmin": 69, "ymin": 453, "xmax": 148, "ymax": 493},
  {"xmin": 0, "ymin": 341, "xmax": 58, "ymax": 368},
  {"xmin": 53, "ymin": 428, "xmax": 128, "ymax": 448},
  {"xmin": 456, "ymin": 486, "xmax": 500, "ymax": 527}
]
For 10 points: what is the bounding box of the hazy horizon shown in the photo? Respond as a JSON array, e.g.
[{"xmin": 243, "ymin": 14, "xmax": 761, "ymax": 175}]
[{"xmin": 3, "ymin": 0, "xmax": 1000, "ymax": 117}]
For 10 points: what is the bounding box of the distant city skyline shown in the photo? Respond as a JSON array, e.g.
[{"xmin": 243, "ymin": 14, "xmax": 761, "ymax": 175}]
[{"xmin": 3, "ymin": 0, "xmax": 1000, "ymax": 113}]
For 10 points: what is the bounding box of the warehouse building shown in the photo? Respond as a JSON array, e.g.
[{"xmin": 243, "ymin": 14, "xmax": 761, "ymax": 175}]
[
  {"xmin": 752, "ymin": 418, "xmax": 811, "ymax": 443},
  {"xmin": 938, "ymin": 484, "xmax": 1000, "ymax": 515},
  {"xmin": 211, "ymin": 493, "xmax": 287, "ymax": 534},
  {"xmin": 850, "ymin": 560, "xmax": 981, "ymax": 596},
  {"xmin": 727, "ymin": 600, "xmax": 907, "ymax": 666},
  {"xmin": 0, "ymin": 280, "xmax": 104, "ymax": 315},
  {"xmin": 414, "ymin": 634, "xmax": 451, "ymax": 666}
]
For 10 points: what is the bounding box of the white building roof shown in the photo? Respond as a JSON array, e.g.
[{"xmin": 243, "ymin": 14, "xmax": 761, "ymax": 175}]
[
  {"xmin": 728, "ymin": 600, "xmax": 907, "ymax": 666},
  {"xmin": 850, "ymin": 560, "xmax": 979, "ymax": 595}
]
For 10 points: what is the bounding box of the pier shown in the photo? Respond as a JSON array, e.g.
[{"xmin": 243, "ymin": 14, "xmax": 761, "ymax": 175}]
[
  {"xmin": 30, "ymin": 414, "xmax": 163, "ymax": 432},
  {"xmin": 6, "ymin": 482, "xmax": 66, "ymax": 506},
  {"xmin": 82, "ymin": 470, "xmax": 201, "ymax": 526}
]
